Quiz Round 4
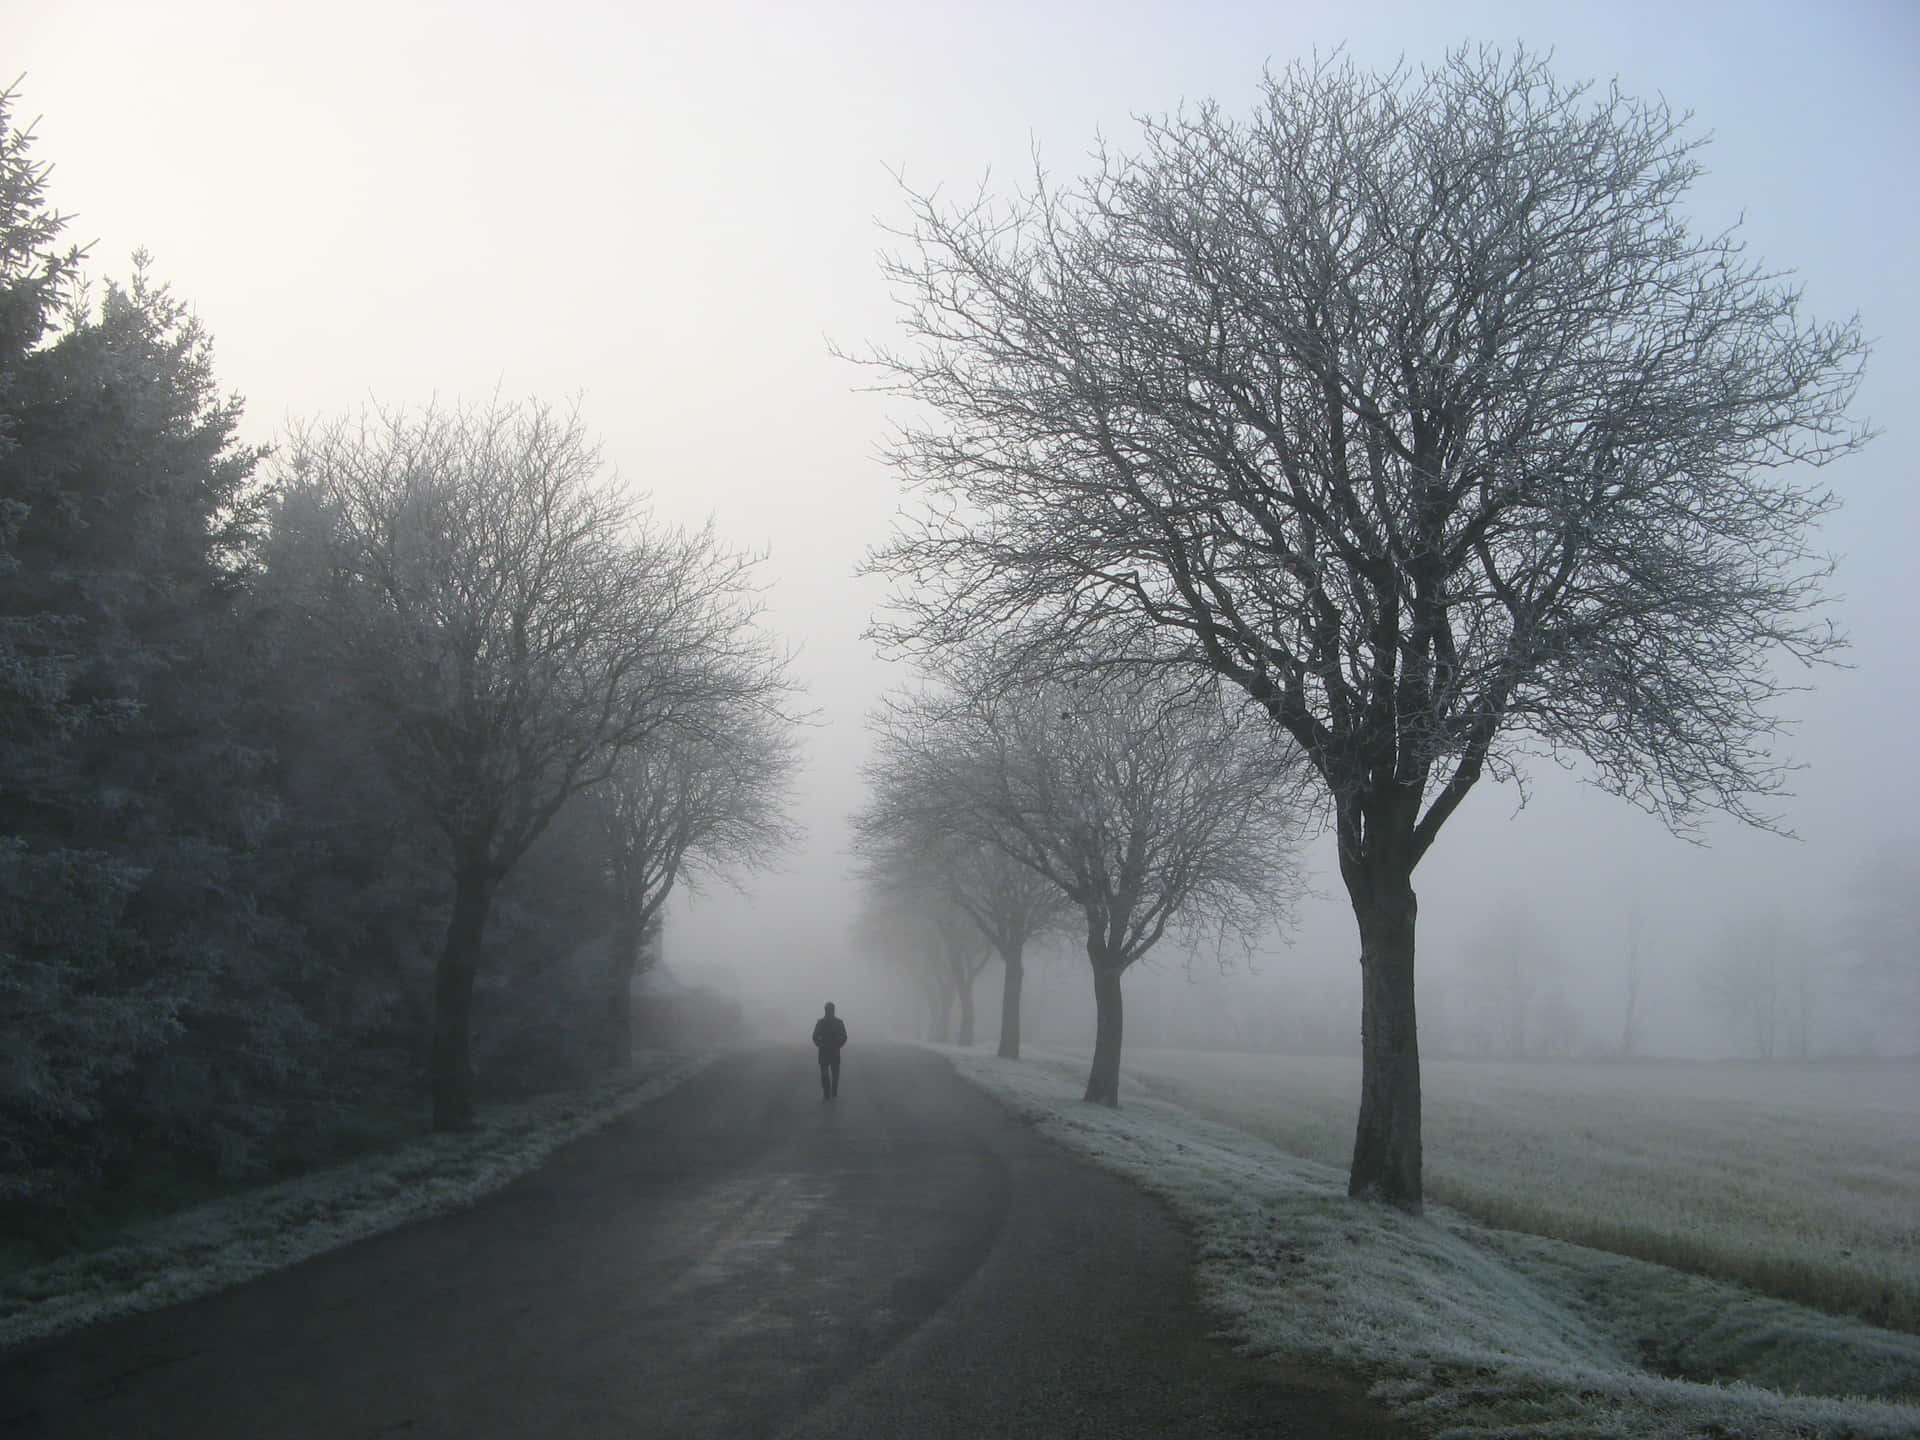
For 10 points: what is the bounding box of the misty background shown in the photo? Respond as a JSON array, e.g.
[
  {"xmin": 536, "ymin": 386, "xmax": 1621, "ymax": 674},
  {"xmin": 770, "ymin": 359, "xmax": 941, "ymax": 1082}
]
[{"xmin": 13, "ymin": 0, "xmax": 1916, "ymax": 1061}]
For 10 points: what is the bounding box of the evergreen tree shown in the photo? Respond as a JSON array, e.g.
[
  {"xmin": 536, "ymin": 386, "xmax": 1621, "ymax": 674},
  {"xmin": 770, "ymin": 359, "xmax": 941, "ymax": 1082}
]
[{"xmin": 0, "ymin": 87, "xmax": 310, "ymax": 1220}]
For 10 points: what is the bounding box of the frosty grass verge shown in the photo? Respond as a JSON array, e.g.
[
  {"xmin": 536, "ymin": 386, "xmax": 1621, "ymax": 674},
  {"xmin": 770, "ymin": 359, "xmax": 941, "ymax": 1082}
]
[
  {"xmin": 0, "ymin": 1050, "xmax": 716, "ymax": 1351},
  {"xmin": 935, "ymin": 1046, "xmax": 1920, "ymax": 1440},
  {"xmin": 1120, "ymin": 1047, "xmax": 1920, "ymax": 1334}
]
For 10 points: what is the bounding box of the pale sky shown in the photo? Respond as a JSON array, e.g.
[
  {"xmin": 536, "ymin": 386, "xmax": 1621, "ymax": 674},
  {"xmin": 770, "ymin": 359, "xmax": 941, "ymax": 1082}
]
[{"xmin": 12, "ymin": 0, "xmax": 1917, "ymax": 1053}]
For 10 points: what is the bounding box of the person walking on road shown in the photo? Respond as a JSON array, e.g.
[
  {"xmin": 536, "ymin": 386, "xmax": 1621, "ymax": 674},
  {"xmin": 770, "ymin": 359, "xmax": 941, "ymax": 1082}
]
[{"xmin": 812, "ymin": 1002, "xmax": 848, "ymax": 1099}]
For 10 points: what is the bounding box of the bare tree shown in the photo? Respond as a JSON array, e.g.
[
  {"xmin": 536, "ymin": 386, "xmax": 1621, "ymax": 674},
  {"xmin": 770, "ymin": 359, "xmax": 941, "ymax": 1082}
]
[
  {"xmin": 872, "ymin": 659, "xmax": 1305, "ymax": 1104},
  {"xmin": 1619, "ymin": 901, "xmax": 1646, "ymax": 1060},
  {"xmin": 588, "ymin": 696, "xmax": 800, "ymax": 1069},
  {"xmin": 859, "ymin": 50, "xmax": 1871, "ymax": 1206},
  {"xmin": 1459, "ymin": 895, "xmax": 1552, "ymax": 1059},
  {"xmin": 1845, "ymin": 839, "xmax": 1920, "ymax": 1052},
  {"xmin": 945, "ymin": 842, "xmax": 1068, "ymax": 1059},
  {"xmin": 276, "ymin": 398, "xmax": 777, "ymax": 1128},
  {"xmin": 851, "ymin": 879, "xmax": 942, "ymax": 1037},
  {"xmin": 852, "ymin": 862, "xmax": 988, "ymax": 1043},
  {"xmin": 855, "ymin": 760, "xmax": 1069, "ymax": 1060},
  {"xmin": 932, "ymin": 896, "xmax": 993, "ymax": 1047},
  {"xmin": 1700, "ymin": 909, "xmax": 1813, "ymax": 1060},
  {"xmin": 1530, "ymin": 984, "xmax": 1585, "ymax": 1059}
]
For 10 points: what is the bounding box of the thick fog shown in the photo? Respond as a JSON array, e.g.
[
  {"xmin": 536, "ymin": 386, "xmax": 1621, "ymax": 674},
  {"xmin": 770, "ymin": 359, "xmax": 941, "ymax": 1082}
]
[{"xmin": 16, "ymin": 0, "xmax": 1916, "ymax": 1061}]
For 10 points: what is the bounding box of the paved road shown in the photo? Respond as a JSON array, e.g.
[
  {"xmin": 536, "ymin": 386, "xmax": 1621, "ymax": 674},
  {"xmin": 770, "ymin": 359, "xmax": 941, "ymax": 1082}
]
[{"xmin": 0, "ymin": 1045, "xmax": 1397, "ymax": 1439}]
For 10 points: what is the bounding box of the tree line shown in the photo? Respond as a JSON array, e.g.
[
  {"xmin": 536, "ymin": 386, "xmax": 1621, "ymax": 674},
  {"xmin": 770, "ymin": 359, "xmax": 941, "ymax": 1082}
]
[
  {"xmin": 853, "ymin": 649, "xmax": 1307, "ymax": 1104},
  {"xmin": 849, "ymin": 47, "xmax": 1871, "ymax": 1211},
  {"xmin": 0, "ymin": 85, "xmax": 798, "ymax": 1243}
]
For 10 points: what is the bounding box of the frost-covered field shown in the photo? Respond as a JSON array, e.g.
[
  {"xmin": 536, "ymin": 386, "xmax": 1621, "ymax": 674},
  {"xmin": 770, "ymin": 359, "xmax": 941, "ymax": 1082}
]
[
  {"xmin": 939, "ymin": 1046, "xmax": 1920, "ymax": 1440},
  {"xmin": 0, "ymin": 1051, "xmax": 715, "ymax": 1350},
  {"xmin": 1114, "ymin": 1049, "xmax": 1920, "ymax": 1332}
]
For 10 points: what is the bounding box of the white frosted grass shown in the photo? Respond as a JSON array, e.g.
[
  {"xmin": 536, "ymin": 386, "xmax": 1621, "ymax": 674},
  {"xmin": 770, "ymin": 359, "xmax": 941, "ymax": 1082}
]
[
  {"xmin": 1116, "ymin": 1049, "xmax": 1920, "ymax": 1331},
  {"xmin": 0, "ymin": 1050, "xmax": 716, "ymax": 1350},
  {"xmin": 938, "ymin": 1046, "xmax": 1920, "ymax": 1440}
]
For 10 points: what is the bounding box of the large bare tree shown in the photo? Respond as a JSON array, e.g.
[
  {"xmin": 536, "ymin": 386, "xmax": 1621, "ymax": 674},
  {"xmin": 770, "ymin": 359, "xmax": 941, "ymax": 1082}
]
[
  {"xmin": 860, "ymin": 50, "xmax": 1872, "ymax": 1206},
  {"xmin": 873, "ymin": 661, "xmax": 1304, "ymax": 1104},
  {"xmin": 277, "ymin": 398, "xmax": 776, "ymax": 1128}
]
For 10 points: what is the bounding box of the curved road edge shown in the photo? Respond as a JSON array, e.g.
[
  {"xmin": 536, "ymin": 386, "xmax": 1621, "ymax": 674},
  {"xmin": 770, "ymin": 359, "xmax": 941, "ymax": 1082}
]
[
  {"xmin": 925, "ymin": 1045, "xmax": 1415, "ymax": 1429},
  {"xmin": 0, "ymin": 1049, "xmax": 721, "ymax": 1352}
]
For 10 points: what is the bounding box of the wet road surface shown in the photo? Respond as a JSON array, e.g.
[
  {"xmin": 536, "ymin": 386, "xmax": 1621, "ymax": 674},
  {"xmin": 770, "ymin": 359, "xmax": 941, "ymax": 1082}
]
[{"xmin": 0, "ymin": 1044, "xmax": 1398, "ymax": 1438}]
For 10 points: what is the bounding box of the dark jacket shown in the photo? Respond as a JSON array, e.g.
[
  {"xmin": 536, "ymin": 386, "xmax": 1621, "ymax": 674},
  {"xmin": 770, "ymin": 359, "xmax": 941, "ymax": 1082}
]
[{"xmin": 812, "ymin": 1016, "xmax": 848, "ymax": 1053}]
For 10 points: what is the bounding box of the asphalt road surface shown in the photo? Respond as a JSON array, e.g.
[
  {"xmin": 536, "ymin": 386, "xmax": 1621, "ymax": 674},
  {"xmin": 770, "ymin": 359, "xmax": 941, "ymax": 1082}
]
[{"xmin": 0, "ymin": 1044, "xmax": 1400, "ymax": 1439}]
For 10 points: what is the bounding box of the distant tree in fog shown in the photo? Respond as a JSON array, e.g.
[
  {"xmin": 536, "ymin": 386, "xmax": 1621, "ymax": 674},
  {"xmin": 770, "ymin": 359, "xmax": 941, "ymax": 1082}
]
[
  {"xmin": 1619, "ymin": 903, "xmax": 1647, "ymax": 1060},
  {"xmin": 1529, "ymin": 988, "xmax": 1584, "ymax": 1059},
  {"xmin": 860, "ymin": 49, "xmax": 1872, "ymax": 1206},
  {"xmin": 271, "ymin": 399, "xmax": 781, "ymax": 1129},
  {"xmin": 586, "ymin": 697, "xmax": 799, "ymax": 1070},
  {"xmin": 855, "ymin": 753, "xmax": 1070, "ymax": 1060},
  {"xmin": 1845, "ymin": 842, "xmax": 1920, "ymax": 1051},
  {"xmin": 1457, "ymin": 897, "xmax": 1560, "ymax": 1059},
  {"xmin": 866, "ymin": 654, "xmax": 1306, "ymax": 1105},
  {"xmin": 852, "ymin": 864, "xmax": 990, "ymax": 1045},
  {"xmin": 1699, "ymin": 910, "xmax": 1813, "ymax": 1060}
]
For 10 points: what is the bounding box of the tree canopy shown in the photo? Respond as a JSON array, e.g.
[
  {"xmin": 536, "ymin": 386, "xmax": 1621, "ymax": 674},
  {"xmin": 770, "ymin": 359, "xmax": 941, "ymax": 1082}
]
[
  {"xmin": 866, "ymin": 656, "xmax": 1305, "ymax": 1102},
  {"xmin": 272, "ymin": 398, "xmax": 792, "ymax": 1127}
]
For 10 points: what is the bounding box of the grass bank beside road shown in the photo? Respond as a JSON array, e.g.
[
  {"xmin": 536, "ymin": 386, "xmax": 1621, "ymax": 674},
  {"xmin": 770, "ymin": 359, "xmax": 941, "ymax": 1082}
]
[
  {"xmin": 1117, "ymin": 1049, "xmax": 1920, "ymax": 1333},
  {"xmin": 0, "ymin": 1050, "xmax": 716, "ymax": 1351},
  {"xmin": 938, "ymin": 1045, "xmax": 1920, "ymax": 1440}
]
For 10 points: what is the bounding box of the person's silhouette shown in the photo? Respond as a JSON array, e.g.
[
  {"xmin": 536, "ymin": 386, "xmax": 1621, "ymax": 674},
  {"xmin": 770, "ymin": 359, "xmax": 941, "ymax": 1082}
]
[{"xmin": 811, "ymin": 1002, "xmax": 847, "ymax": 1099}]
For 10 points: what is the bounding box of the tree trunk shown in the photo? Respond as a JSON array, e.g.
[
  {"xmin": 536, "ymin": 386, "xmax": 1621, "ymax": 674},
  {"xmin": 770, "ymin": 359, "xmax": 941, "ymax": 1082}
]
[
  {"xmin": 997, "ymin": 943, "xmax": 1025, "ymax": 1060},
  {"xmin": 605, "ymin": 914, "xmax": 641, "ymax": 1072},
  {"xmin": 1621, "ymin": 911, "xmax": 1643, "ymax": 1059},
  {"xmin": 955, "ymin": 957, "xmax": 976, "ymax": 1047},
  {"xmin": 1347, "ymin": 870, "xmax": 1422, "ymax": 1211},
  {"xmin": 1795, "ymin": 964, "xmax": 1812, "ymax": 1059},
  {"xmin": 929, "ymin": 973, "xmax": 955, "ymax": 1044},
  {"xmin": 1084, "ymin": 958, "xmax": 1124, "ymax": 1106},
  {"xmin": 431, "ymin": 862, "xmax": 495, "ymax": 1131}
]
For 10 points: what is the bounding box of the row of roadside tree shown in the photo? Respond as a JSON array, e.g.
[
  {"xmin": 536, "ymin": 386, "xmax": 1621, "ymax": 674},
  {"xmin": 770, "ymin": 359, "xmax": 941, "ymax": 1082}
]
[
  {"xmin": 843, "ymin": 47, "xmax": 1871, "ymax": 1212},
  {"xmin": 0, "ymin": 86, "xmax": 800, "ymax": 1246}
]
